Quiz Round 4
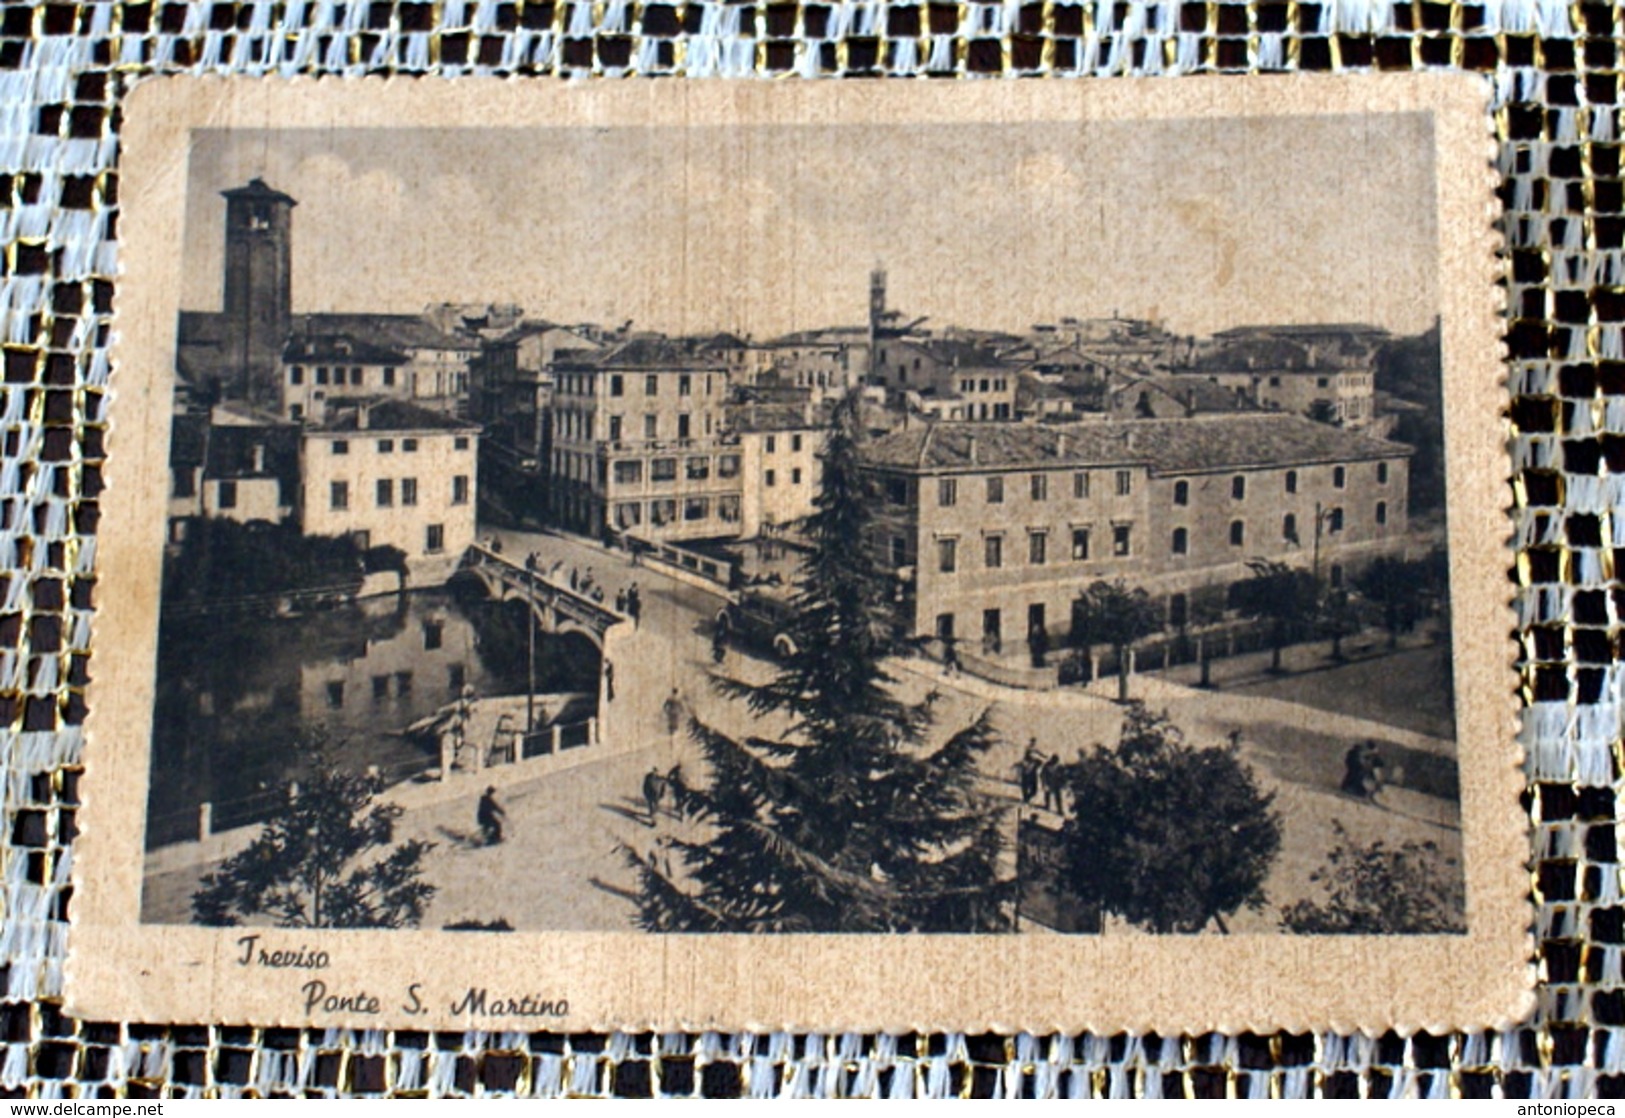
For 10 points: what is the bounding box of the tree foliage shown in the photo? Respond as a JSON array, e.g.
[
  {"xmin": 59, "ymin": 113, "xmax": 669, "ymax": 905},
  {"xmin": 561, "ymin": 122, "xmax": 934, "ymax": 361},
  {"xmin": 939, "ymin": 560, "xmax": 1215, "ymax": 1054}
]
[
  {"xmin": 192, "ymin": 740, "xmax": 436, "ymax": 929},
  {"xmin": 164, "ymin": 519, "xmax": 365, "ymax": 603},
  {"xmin": 1280, "ymin": 821, "xmax": 1466, "ymax": 934},
  {"xmin": 1353, "ymin": 555, "xmax": 1433, "ymax": 650},
  {"xmin": 1060, "ymin": 704, "xmax": 1281, "ymax": 933},
  {"xmin": 1069, "ymin": 579, "xmax": 1164, "ymax": 701},
  {"xmin": 622, "ymin": 393, "xmax": 1013, "ymax": 933},
  {"xmin": 1230, "ymin": 559, "xmax": 1320, "ymax": 672}
]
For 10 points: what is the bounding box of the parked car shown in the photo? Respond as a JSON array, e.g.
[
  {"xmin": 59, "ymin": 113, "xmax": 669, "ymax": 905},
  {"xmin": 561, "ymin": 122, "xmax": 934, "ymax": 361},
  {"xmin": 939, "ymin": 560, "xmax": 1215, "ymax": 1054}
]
[{"xmin": 715, "ymin": 586, "xmax": 799, "ymax": 659}]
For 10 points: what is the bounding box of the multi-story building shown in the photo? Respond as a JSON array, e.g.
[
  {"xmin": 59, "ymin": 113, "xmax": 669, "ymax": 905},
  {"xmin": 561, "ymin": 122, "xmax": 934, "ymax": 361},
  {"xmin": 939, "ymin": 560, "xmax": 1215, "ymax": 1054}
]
[
  {"xmin": 1177, "ymin": 325, "xmax": 1384, "ymax": 429},
  {"xmin": 1102, "ymin": 374, "xmax": 1258, "ymax": 421},
  {"xmin": 758, "ymin": 328, "xmax": 869, "ymax": 399},
  {"xmin": 290, "ymin": 314, "xmax": 481, "ymax": 415},
  {"xmin": 858, "ymin": 413, "xmax": 1412, "ymax": 653},
  {"xmin": 470, "ymin": 321, "xmax": 605, "ymax": 520},
  {"xmin": 166, "ymin": 401, "xmax": 300, "ymax": 544},
  {"xmin": 548, "ymin": 338, "xmax": 739, "ymax": 541},
  {"xmin": 280, "ymin": 335, "xmax": 411, "ymax": 424},
  {"xmin": 870, "ymin": 337, "xmax": 1019, "ymax": 420},
  {"xmin": 300, "ymin": 399, "xmax": 480, "ymax": 587},
  {"xmin": 732, "ymin": 401, "xmax": 827, "ymax": 539}
]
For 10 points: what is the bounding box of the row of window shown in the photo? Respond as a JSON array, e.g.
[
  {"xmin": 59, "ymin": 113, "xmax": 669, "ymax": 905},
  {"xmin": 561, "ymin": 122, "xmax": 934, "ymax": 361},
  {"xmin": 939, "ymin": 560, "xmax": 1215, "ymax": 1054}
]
[
  {"xmin": 914, "ymin": 461, "xmax": 1392, "ymax": 512},
  {"xmin": 594, "ymin": 411, "xmax": 717, "ymax": 443},
  {"xmin": 612, "ymin": 495, "xmax": 743, "ymax": 528},
  {"xmin": 930, "ymin": 470, "xmax": 1136, "ymax": 508},
  {"xmin": 328, "ymin": 475, "xmax": 470, "ymax": 510},
  {"xmin": 612, "ymin": 454, "xmax": 743, "ymax": 486},
  {"xmin": 957, "ymin": 377, "xmax": 1010, "ymax": 394},
  {"xmin": 931, "ymin": 567, "xmax": 1365, "ymax": 647},
  {"xmin": 1172, "ymin": 464, "xmax": 1389, "ymax": 506},
  {"xmin": 926, "ymin": 501, "xmax": 1389, "ymax": 575},
  {"xmin": 1167, "ymin": 504, "xmax": 1388, "ymax": 554},
  {"xmin": 561, "ymin": 372, "xmax": 719, "ymax": 398},
  {"xmin": 289, "ymin": 364, "xmax": 397, "ymax": 388},
  {"xmin": 934, "ymin": 524, "xmax": 1133, "ymax": 573},
  {"xmin": 329, "ymin": 436, "xmax": 471, "ymax": 454},
  {"xmin": 322, "ymin": 662, "xmax": 466, "ymax": 710}
]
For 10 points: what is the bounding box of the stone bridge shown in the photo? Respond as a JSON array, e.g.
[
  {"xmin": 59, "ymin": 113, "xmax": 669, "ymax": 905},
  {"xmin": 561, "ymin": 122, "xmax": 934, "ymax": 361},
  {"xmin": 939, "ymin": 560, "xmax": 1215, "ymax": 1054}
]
[{"xmin": 460, "ymin": 544, "xmax": 624, "ymax": 649}]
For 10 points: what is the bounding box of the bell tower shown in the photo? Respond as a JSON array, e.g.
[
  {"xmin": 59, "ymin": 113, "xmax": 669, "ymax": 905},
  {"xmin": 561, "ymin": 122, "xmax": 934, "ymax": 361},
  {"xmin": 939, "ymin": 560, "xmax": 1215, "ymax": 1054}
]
[{"xmin": 221, "ymin": 178, "xmax": 296, "ymax": 408}]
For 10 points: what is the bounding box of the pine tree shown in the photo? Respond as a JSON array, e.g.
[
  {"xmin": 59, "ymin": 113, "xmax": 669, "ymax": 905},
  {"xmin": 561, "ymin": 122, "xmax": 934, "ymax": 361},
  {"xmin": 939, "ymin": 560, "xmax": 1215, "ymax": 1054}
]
[{"xmin": 623, "ymin": 395, "xmax": 1014, "ymax": 933}]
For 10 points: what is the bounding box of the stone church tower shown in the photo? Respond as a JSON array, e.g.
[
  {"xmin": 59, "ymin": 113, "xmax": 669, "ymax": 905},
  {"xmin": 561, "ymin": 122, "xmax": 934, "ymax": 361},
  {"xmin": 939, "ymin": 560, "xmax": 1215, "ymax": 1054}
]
[{"xmin": 220, "ymin": 178, "xmax": 296, "ymax": 408}]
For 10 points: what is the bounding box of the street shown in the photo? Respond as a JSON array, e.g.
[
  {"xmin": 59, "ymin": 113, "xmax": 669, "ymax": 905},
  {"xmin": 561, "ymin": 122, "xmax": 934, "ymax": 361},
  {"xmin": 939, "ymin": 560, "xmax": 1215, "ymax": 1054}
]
[
  {"xmin": 411, "ymin": 525, "xmax": 1465, "ymax": 934},
  {"xmin": 143, "ymin": 524, "xmax": 1466, "ymax": 935}
]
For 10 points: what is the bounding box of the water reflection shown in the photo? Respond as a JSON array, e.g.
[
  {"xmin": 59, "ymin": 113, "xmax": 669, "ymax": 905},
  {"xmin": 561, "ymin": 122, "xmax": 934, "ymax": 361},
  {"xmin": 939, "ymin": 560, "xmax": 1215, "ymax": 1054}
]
[{"xmin": 146, "ymin": 586, "xmax": 597, "ymax": 848}]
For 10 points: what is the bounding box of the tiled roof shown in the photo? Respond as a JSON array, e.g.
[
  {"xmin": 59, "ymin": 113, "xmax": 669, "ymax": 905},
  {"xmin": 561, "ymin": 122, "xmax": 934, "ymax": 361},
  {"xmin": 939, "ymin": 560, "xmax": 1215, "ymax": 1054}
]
[
  {"xmin": 293, "ymin": 313, "xmax": 480, "ymax": 352},
  {"xmin": 311, "ymin": 398, "xmax": 481, "ymax": 434},
  {"xmin": 282, "ymin": 334, "xmax": 409, "ymax": 366},
  {"xmin": 730, "ymin": 402, "xmax": 824, "ymax": 432},
  {"xmin": 566, "ymin": 335, "xmax": 727, "ymax": 370},
  {"xmin": 773, "ymin": 326, "xmax": 868, "ymax": 345},
  {"xmin": 221, "ymin": 178, "xmax": 297, "ymax": 206},
  {"xmin": 1111, "ymin": 375, "xmax": 1259, "ymax": 413},
  {"xmin": 914, "ymin": 338, "xmax": 1011, "ymax": 369},
  {"xmin": 169, "ymin": 412, "xmax": 207, "ymax": 467},
  {"xmin": 859, "ymin": 414, "xmax": 1411, "ymax": 474},
  {"xmin": 1214, "ymin": 323, "xmax": 1390, "ymax": 339},
  {"xmin": 205, "ymin": 423, "xmax": 301, "ymax": 479}
]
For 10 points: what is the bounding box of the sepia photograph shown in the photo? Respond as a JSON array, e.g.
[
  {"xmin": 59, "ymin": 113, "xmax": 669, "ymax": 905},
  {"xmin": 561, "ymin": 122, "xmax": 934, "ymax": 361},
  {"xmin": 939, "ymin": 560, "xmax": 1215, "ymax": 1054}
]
[{"xmin": 74, "ymin": 77, "xmax": 1523, "ymax": 1032}]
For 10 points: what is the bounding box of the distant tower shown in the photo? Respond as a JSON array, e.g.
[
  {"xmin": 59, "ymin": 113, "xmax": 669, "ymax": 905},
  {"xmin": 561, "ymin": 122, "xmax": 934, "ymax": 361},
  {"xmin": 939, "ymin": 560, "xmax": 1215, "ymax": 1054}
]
[
  {"xmin": 221, "ymin": 178, "xmax": 296, "ymax": 408},
  {"xmin": 867, "ymin": 265, "xmax": 887, "ymax": 383},
  {"xmin": 869, "ymin": 265, "xmax": 887, "ymax": 329}
]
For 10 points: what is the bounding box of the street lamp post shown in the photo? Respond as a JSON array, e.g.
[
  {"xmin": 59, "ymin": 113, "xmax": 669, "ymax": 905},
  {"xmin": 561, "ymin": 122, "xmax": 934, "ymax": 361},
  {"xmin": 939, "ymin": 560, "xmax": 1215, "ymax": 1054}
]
[
  {"xmin": 1312, "ymin": 499, "xmax": 1323, "ymax": 583},
  {"xmin": 525, "ymin": 554, "xmax": 538, "ymax": 736}
]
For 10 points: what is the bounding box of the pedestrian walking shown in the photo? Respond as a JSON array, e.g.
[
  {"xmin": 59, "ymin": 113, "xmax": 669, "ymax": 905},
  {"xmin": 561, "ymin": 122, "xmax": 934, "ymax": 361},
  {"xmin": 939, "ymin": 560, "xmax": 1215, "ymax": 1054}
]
[
  {"xmin": 1018, "ymin": 740, "xmax": 1041, "ymax": 805},
  {"xmin": 603, "ymin": 660, "xmax": 615, "ymax": 703},
  {"xmin": 569, "ymin": 567, "xmax": 580, "ymax": 592},
  {"xmin": 627, "ymin": 584, "xmax": 642, "ymax": 628},
  {"xmin": 665, "ymin": 763, "xmax": 688, "ymax": 818},
  {"xmin": 711, "ymin": 622, "xmax": 728, "ymax": 664},
  {"xmin": 1040, "ymin": 754, "xmax": 1064, "ymax": 813},
  {"xmin": 662, "ymin": 688, "xmax": 684, "ymax": 739},
  {"xmin": 615, "ymin": 588, "xmax": 628, "ymax": 614},
  {"xmin": 476, "ymin": 786, "xmax": 507, "ymax": 846},
  {"xmin": 642, "ymin": 766, "xmax": 666, "ymax": 823}
]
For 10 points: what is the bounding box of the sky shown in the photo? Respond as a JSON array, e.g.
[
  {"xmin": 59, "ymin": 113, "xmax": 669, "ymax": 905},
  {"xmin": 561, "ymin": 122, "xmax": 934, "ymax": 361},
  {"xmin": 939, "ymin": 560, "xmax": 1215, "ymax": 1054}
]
[{"xmin": 181, "ymin": 113, "xmax": 1439, "ymax": 340}]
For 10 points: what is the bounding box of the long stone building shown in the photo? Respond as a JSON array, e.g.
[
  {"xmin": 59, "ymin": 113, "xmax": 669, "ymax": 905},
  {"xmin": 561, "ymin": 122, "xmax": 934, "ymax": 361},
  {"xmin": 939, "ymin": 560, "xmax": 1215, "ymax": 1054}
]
[{"xmin": 858, "ymin": 412, "xmax": 1414, "ymax": 656}]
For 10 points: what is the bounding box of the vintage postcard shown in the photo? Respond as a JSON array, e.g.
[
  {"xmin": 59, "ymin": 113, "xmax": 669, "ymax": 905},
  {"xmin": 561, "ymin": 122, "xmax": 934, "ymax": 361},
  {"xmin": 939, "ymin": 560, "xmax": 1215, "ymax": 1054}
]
[{"xmin": 71, "ymin": 75, "xmax": 1526, "ymax": 1033}]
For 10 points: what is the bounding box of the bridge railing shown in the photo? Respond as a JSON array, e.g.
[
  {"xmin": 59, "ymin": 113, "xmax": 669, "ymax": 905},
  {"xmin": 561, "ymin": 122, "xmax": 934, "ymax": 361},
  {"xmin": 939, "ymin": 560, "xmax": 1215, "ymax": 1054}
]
[
  {"xmin": 624, "ymin": 536, "xmax": 732, "ymax": 589},
  {"xmin": 464, "ymin": 544, "xmax": 626, "ymax": 631}
]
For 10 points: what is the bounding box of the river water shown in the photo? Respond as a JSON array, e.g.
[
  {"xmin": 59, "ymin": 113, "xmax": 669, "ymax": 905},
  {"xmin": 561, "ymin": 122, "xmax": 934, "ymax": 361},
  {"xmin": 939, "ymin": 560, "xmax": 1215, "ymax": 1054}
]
[{"xmin": 145, "ymin": 585, "xmax": 599, "ymax": 849}]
